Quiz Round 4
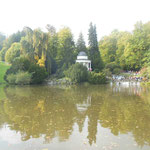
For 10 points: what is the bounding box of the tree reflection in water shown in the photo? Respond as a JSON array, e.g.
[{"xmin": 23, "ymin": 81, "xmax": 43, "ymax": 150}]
[{"xmin": 0, "ymin": 84, "xmax": 150, "ymax": 147}]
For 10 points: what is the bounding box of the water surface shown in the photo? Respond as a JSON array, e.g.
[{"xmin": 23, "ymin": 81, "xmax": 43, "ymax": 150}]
[{"xmin": 0, "ymin": 83, "xmax": 150, "ymax": 150}]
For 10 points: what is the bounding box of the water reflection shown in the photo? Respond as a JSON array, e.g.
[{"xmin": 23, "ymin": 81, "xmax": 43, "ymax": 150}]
[{"xmin": 0, "ymin": 84, "xmax": 150, "ymax": 149}]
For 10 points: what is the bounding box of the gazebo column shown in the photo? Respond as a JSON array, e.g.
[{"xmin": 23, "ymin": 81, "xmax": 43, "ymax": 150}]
[{"xmin": 90, "ymin": 62, "xmax": 91, "ymax": 70}]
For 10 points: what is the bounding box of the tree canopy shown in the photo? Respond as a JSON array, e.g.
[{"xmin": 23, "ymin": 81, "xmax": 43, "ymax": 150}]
[
  {"xmin": 99, "ymin": 21, "xmax": 150, "ymax": 71},
  {"xmin": 1, "ymin": 21, "xmax": 150, "ymax": 82}
]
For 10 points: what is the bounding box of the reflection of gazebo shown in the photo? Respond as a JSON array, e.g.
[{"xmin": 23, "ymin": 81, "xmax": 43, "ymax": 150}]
[
  {"xmin": 76, "ymin": 96, "xmax": 91, "ymax": 112},
  {"xmin": 76, "ymin": 51, "xmax": 91, "ymax": 71}
]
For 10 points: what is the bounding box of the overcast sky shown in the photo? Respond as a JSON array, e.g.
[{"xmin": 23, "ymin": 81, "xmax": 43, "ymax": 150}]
[{"xmin": 0, "ymin": 0, "xmax": 150, "ymax": 42}]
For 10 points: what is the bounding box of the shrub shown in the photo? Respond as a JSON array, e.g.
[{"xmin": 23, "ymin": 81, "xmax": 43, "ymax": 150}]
[
  {"xmin": 94, "ymin": 69, "xmax": 100, "ymax": 73},
  {"xmin": 5, "ymin": 57, "xmax": 48, "ymax": 84},
  {"xmin": 5, "ymin": 57, "xmax": 30, "ymax": 74},
  {"xmin": 15, "ymin": 71, "xmax": 32, "ymax": 85},
  {"xmin": 29, "ymin": 64, "xmax": 48, "ymax": 84},
  {"xmin": 56, "ymin": 68, "xmax": 65, "ymax": 78},
  {"xmin": 113, "ymin": 68, "xmax": 122, "ymax": 75},
  {"xmin": 88, "ymin": 72, "xmax": 107, "ymax": 84},
  {"xmin": 105, "ymin": 62, "xmax": 120, "ymax": 73},
  {"xmin": 7, "ymin": 71, "xmax": 32, "ymax": 85},
  {"xmin": 140, "ymin": 67, "xmax": 150, "ymax": 79},
  {"xmin": 102, "ymin": 68, "xmax": 112, "ymax": 77},
  {"xmin": 7, "ymin": 74, "xmax": 16, "ymax": 84},
  {"xmin": 64, "ymin": 63, "xmax": 88, "ymax": 83},
  {"xmin": 4, "ymin": 57, "xmax": 31, "ymax": 81}
]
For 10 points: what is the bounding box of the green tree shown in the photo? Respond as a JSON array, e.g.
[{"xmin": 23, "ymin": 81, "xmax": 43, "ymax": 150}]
[
  {"xmin": 46, "ymin": 24, "xmax": 56, "ymax": 36},
  {"xmin": 3, "ymin": 31, "xmax": 25, "ymax": 49},
  {"xmin": 124, "ymin": 22, "xmax": 148, "ymax": 70},
  {"xmin": 99, "ymin": 30, "xmax": 119, "ymax": 65},
  {"xmin": 5, "ymin": 43, "xmax": 21, "ymax": 63},
  {"xmin": 76, "ymin": 32, "xmax": 87, "ymax": 54},
  {"xmin": 20, "ymin": 37, "xmax": 34, "ymax": 61},
  {"xmin": 32, "ymin": 29, "xmax": 43, "ymax": 60},
  {"xmin": 88, "ymin": 23, "xmax": 103, "ymax": 71},
  {"xmin": 20, "ymin": 27, "xmax": 34, "ymax": 61},
  {"xmin": 116, "ymin": 31, "xmax": 131, "ymax": 69},
  {"xmin": 57, "ymin": 27, "xmax": 75, "ymax": 71},
  {"xmin": 141, "ymin": 21, "xmax": 150, "ymax": 66},
  {"xmin": 0, "ymin": 31, "xmax": 25, "ymax": 61},
  {"xmin": 64, "ymin": 63, "xmax": 88, "ymax": 83},
  {"xmin": 46, "ymin": 25, "xmax": 58, "ymax": 75}
]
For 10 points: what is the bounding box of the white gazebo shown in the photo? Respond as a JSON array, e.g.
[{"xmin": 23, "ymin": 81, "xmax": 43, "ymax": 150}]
[{"xmin": 76, "ymin": 51, "xmax": 91, "ymax": 71}]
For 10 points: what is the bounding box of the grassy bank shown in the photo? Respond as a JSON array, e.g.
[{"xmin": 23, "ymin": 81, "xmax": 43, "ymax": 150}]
[{"xmin": 0, "ymin": 62, "xmax": 10, "ymax": 84}]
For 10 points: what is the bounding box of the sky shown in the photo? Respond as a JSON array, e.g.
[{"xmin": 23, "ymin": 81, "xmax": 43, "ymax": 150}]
[{"xmin": 0, "ymin": 0, "xmax": 150, "ymax": 43}]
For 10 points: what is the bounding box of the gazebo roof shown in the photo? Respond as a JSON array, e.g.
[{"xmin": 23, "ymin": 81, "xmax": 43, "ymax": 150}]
[{"xmin": 78, "ymin": 51, "xmax": 87, "ymax": 56}]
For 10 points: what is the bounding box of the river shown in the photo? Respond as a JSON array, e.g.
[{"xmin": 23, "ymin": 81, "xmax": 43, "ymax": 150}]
[{"xmin": 0, "ymin": 83, "xmax": 150, "ymax": 150}]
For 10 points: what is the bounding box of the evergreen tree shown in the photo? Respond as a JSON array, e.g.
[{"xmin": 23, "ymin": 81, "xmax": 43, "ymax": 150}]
[
  {"xmin": 76, "ymin": 32, "xmax": 87, "ymax": 54},
  {"xmin": 88, "ymin": 23, "xmax": 103, "ymax": 71}
]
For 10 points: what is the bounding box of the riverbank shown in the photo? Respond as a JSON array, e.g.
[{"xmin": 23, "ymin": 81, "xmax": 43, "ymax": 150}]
[
  {"xmin": 0, "ymin": 62, "xmax": 10, "ymax": 84},
  {"xmin": 111, "ymin": 72, "xmax": 146, "ymax": 82}
]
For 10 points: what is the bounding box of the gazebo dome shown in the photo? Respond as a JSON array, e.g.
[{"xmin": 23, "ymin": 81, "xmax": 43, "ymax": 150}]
[
  {"xmin": 77, "ymin": 51, "xmax": 88, "ymax": 60},
  {"xmin": 78, "ymin": 51, "xmax": 87, "ymax": 56}
]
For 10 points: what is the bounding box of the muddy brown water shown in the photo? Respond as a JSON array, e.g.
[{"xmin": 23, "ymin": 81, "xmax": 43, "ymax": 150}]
[{"xmin": 0, "ymin": 83, "xmax": 150, "ymax": 150}]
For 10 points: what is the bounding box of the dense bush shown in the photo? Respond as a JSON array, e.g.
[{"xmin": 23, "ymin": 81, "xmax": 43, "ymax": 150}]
[
  {"xmin": 7, "ymin": 71, "xmax": 32, "ymax": 85},
  {"xmin": 15, "ymin": 71, "xmax": 32, "ymax": 85},
  {"xmin": 105, "ymin": 62, "xmax": 121, "ymax": 74},
  {"xmin": 64, "ymin": 63, "xmax": 88, "ymax": 83},
  {"xmin": 102, "ymin": 68, "xmax": 112, "ymax": 77},
  {"xmin": 28, "ymin": 64, "xmax": 48, "ymax": 84},
  {"xmin": 7, "ymin": 74, "xmax": 16, "ymax": 84},
  {"xmin": 5, "ymin": 57, "xmax": 48, "ymax": 84},
  {"xmin": 113, "ymin": 68, "xmax": 122, "ymax": 75},
  {"xmin": 4, "ymin": 57, "xmax": 31, "ymax": 81},
  {"xmin": 5, "ymin": 57, "xmax": 31, "ymax": 77},
  {"xmin": 88, "ymin": 72, "xmax": 107, "ymax": 84},
  {"xmin": 55, "ymin": 68, "xmax": 65, "ymax": 79},
  {"xmin": 140, "ymin": 67, "xmax": 150, "ymax": 79}
]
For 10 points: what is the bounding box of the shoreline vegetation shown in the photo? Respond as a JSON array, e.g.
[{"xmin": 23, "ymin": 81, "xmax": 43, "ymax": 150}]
[
  {"xmin": 1, "ymin": 21, "xmax": 150, "ymax": 85},
  {"xmin": 0, "ymin": 61, "xmax": 10, "ymax": 84},
  {"xmin": 0, "ymin": 59, "xmax": 148, "ymax": 86}
]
